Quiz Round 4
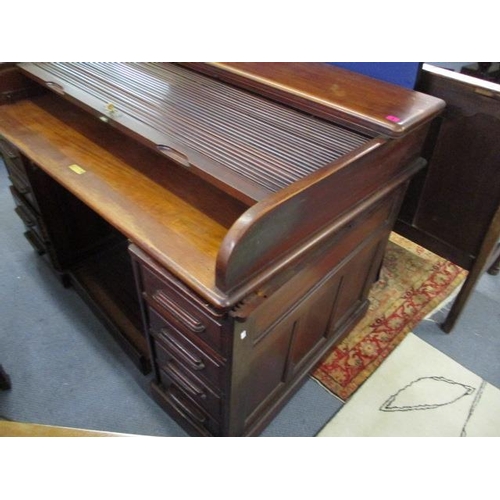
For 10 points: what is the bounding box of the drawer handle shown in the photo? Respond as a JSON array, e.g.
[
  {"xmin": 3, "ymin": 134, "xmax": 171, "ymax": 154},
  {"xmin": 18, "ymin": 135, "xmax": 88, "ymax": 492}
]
[
  {"xmin": 153, "ymin": 290, "xmax": 206, "ymax": 334},
  {"xmin": 156, "ymin": 144, "xmax": 191, "ymax": 168},
  {"xmin": 15, "ymin": 206, "xmax": 35, "ymax": 227},
  {"xmin": 158, "ymin": 329, "xmax": 205, "ymax": 371},
  {"xmin": 165, "ymin": 389, "xmax": 207, "ymax": 424},
  {"xmin": 164, "ymin": 362, "xmax": 207, "ymax": 400},
  {"xmin": 8, "ymin": 175, "xmax": 30, "ymax": 195},
  {"xmin": 46, "ymin": 81, "xmax": 65, "ymax": 95},
  {"xmin": 24, "ymin": 230, "xmax": 46, "ymax": 255},
  {"xmin": 0, "ymin": 140, "xmax": 19, "ymax": 159}
]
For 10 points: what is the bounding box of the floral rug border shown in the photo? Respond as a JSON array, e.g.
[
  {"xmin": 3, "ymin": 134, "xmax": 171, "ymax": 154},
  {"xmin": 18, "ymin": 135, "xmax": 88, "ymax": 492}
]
[{"xmin": 312, "ymin": 234, "xmax": 468, "ymax": 401}]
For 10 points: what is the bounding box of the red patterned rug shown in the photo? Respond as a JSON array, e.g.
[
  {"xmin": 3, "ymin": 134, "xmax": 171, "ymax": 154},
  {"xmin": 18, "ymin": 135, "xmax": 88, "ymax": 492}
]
[{"xmin": 312, "ymin": 232, "xmax": 468, "ymax": 401}]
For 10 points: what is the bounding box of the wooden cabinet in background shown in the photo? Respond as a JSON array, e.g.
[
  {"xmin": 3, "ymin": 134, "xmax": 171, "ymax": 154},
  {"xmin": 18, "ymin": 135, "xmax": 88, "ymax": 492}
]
[{"xmin": 396, "ymin": 64, "xmax": 500, "ymax": 332}]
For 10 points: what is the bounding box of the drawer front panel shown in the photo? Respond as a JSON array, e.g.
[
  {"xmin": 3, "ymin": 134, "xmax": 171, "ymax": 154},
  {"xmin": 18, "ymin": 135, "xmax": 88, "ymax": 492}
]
[
  {"xmin": 7, "ymin": 168, "xmax": 31, "ymax": 196},
  {"xmin": 141, "ymin": 264, "xmax": 225, "ymax": 354},
  {"xmin": 9, "ymin": 186, "xmax": 49, "ymax": 243},
  {"xmin": 158, "ymin": 361, "xmax": 222, "ymax": 420},
  {"xmin": 10, "ymin": 178, "xmax": 40, "ymax": 214},
  {"xmin": 0, "ymin": 137, "xmax": 28, "ymax": 181},
  {"xmin": 151, "ymin": 382, "xmax": 221, "ymax": 437},
  {"xmin": 1, "ymin": 145, "xmax": 41, "ymax": 212},
  {"xmin": 150, "ymin": 307, "xmax": 225, "ymax": 390},
  {"xmin": 23, "ymin": 229, "xmax": 47, "ymax": 255}
]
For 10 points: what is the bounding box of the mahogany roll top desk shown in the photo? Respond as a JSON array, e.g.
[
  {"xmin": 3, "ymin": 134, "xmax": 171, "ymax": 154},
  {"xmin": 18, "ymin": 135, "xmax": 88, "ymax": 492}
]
[{"xmin": 0, "ymin": 62, "xmax": 444, "ymax": 436}]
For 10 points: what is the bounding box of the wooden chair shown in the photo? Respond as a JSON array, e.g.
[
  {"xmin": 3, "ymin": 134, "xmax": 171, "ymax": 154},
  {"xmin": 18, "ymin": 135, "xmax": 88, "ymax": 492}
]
[
  {"xmin": 395, "ymin": 63, "xmax": 500, "ymax": 333},
  {"xmin": 441, "ymin": 205, "xmax": 500, "ymax": 332}
]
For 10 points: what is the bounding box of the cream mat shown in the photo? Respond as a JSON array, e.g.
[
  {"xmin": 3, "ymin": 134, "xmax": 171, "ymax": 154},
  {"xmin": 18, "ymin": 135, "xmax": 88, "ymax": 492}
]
[{"xmin": 317, "ymin": 333, "xmax": 500, "ymax": 437}]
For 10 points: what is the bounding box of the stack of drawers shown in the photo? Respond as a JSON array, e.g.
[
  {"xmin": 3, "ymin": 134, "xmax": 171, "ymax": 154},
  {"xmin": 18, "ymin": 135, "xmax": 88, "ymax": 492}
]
[
  {"xmin": 130, "ymin": 245, "xmax": 230, "ymax": 436},
  {"xmin": 0, "ymin": 137, "xmax": 50, "ymax": 257}
]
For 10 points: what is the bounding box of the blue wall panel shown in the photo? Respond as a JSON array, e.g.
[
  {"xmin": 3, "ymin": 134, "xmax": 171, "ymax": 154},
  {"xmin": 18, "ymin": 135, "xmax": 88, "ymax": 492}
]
[{"xmin": 328, "ymin": 62, "xmax": 422, "ymax": 89}]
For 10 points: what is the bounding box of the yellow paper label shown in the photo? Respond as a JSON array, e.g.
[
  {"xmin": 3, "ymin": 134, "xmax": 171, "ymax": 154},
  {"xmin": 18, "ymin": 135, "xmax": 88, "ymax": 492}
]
[{"xmin": 69, "ymin": 164, "xmax": 86, "ymax": 175}]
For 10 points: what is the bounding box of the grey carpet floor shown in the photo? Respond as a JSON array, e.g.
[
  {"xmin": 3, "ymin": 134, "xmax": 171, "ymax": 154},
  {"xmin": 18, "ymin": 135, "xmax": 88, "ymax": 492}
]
[{"xmin": 1, "ymin": 157, "xmax": 498, "ymax": 436}]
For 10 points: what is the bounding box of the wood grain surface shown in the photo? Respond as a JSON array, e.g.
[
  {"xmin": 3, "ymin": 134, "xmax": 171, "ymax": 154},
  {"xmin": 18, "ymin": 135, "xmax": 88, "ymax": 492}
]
[
  {"xmin": 0, "ymin": 94, "xmax": 245, "ymax": 304},
  {"xmin": 182, "ymin": 62, "xmax": 445, "ymax": 137}
]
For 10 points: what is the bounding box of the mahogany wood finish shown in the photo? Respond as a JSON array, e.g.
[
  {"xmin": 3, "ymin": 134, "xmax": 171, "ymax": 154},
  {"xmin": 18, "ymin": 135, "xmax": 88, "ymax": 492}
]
[
  {"xmin": 216, "ymin": 134, "xmax": 427, "ymax": 294},
  {"xmin": 396, "ymin": 64, "xmax": 500, "ymax": 332},
  {"xmin": 181, "ymin": 62, "xmax": 444, "ymax": 138},
  {"xmin": 17, "ymin": 63, "xmax": 370, "ymax": 205},
  {"xmin": 0, "ymin": 63, "xmax": 443, "ymax": 436},
  {"xmin": 0, "ymin": 64, "xmax": 42, "ymax": 104},
  {"xmin": 0, "ymin": 421, "xmax": 136, "ymax": 437}
]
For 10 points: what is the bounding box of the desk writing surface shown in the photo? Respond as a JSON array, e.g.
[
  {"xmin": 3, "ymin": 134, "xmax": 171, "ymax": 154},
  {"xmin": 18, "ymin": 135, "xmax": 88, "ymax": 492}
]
[{"xmin": 0, "ymin": 93, "xmax": 246, "ymax": 302}]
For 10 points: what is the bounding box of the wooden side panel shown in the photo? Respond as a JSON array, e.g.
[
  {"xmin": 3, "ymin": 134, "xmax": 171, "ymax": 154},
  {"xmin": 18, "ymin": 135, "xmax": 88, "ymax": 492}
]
[
  {"xmin": 235, "ymin": 230, "xmax": 388, "ymax": 436},
  {"xmin": 217, "ymin": 128, "xmax": 428, "ymax": 294},
  {"xmin": 225, "ymin": 185, "xmax": 408, "ymax": 436}
]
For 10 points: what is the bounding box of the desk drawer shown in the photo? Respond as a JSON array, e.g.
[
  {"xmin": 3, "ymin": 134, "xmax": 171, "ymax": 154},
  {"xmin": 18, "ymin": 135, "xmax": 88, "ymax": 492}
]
[
  {"xmin": 7, "ymin": 169, "xmax": 31, "ymax": 197},
  {"xmin": 158, "ymin": 360, "xmax": 222, "ymax": 420},
  {"xmin": 1, "ymin": 141, "xmax": 41, "ymax": 213},
  {"xmin": 150, "ymin": 307, "xmax": 225, "ymax": 390},
  {"xmin": 10, "ymin": 177, "xmax": 40, "ymax": 214},
  {"xmin": 136, "ymin": 257, "xmax": 226, "ymax": 354},
  {"xmin": 9, "ymin": 186, "xmax": 49, "ymax": 243},
  {"xmin": 0, "ymin": 137, "xmax": 28, "ymax": 182},
  {"xmin": 151, "ymin": 381, "xmax": 221, "ymax": 437},
  {"xmin": 24, "ymin": 229, "xmax": 47, "ymax": 255}
]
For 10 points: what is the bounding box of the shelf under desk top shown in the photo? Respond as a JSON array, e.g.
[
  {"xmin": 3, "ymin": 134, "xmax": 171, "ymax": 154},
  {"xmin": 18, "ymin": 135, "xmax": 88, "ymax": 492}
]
[
  {"xmin": 18, "ymin": 62, "xmax": 370, "ymax": 204},
  {"xmin": 0, "ymin": 93, "xmax": 247, "ymax": 303}
]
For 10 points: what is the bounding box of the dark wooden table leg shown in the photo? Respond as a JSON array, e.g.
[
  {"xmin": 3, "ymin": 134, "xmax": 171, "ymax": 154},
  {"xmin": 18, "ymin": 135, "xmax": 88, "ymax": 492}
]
[
  {"xmin": 487, "ymin": 251, "xmax": 500, "ymax": 276},
  {"xmin": 0, "ymin": 364, "xmax": 11, "ymax": 390},
  {"xmin": 442, "ymin": 204, "xmax": 500, "ymax": 333}
]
